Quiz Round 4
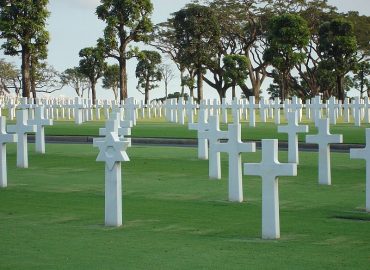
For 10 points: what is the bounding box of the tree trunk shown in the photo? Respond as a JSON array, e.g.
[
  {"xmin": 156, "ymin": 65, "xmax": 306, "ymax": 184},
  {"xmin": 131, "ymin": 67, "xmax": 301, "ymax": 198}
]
[
  {"xmin": 165, "ymin": 81, "xmax": 168, "ymax": 100},
  {"xmin": 360, "ymin": 71, "xmax": 365, "ymax": 98},
  {"xmin": 30, "ymin": 57, "xmax": 37, "ymax": 99},
  {"xmin": 337, "ymin": 75, "xmax": 344, "ymax": 102},
  {"xmin": 113, "ymin": 86, "xmax": 118, "ymax": 101},
  {"xmin": 21, "ymin": 46, "xmax": 31, "ymax": 98},
  {"xmin": 189, "ymin": 87, "xmax": 194, "ymax": 98},
  {"xmin": 218, "ymin": 89, "xmax": 224, "ymax": 101},
  {"xmin": 91, "ymin": 80, "xmax": 96, "ymax": 105},
  {"xmin": 232, "ymin": 84, "xmax": 236, "ymax": 99},
  {"xmin": 281, "ymin": 72, "xmax": 289, "ymax": 101},
  {"xmin": 144, "ymin": 77, "xmax": 150, "ymax": 105},
  {"xmin": 119, "ymin": 57, "xmax": 127, "ymax": 102},
  {"xmin": 31, "ymin": 77, "xmax": 36, "ymax": 99},
  {"xmin": 180, "ymin": 69, "xmax": 184, "ymax": 96},
  {"xmin": 246, "ymin": 58, "xmax": 265, "ymax": 103},
  {"xmin": 197, "ymin": 68, "xmax": 203, "ymax": 103}
]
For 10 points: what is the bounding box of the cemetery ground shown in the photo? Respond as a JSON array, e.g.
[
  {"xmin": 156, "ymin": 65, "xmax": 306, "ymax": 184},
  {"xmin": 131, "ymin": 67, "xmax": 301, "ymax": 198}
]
[
  {"xmin": 0, "ymin": 116, "xmax": 369, "ymax": 269},
  {"xmin": 31, "ymin": 118, "xmax": 370, "ymax": 144}
]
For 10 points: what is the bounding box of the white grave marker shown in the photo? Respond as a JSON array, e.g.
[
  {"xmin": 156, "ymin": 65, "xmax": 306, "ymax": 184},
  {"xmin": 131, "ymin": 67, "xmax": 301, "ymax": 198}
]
[
  {"xmin": 199, "ymin": 114, "xmax": 228, "ymax": 179},
  {"xmin": 247, "ymin": 96, "xmax": 260, "ymax": 127},
  {"xmin": 93, "ymin": 118, "xmax": 130, "ymax": 227},
  {"xmin": 278, "ymin": 111, "xmax": 309, "ymax": 164},
  {"xmin": 7, "ymin": 110, "xmax": 37, "ymax": 168},
  {"xmin": 189, "ymin": 107, "xmax": 209, "ymax": 160},
  {"xmin": 244, "ymin": 139, "xmax": 297, "ymax": 239},
  {"xmin": 29, "ymin": 107, "xmax": 53, "ymax": 154},
  {"xmin": 0, "ymin": 117, "xmax": 17, "ymax": 187},
  {"xmin": 306, "ymin": 118, "xmax": 342, "ymax": 185},
  {"xmin": 214, "ymin": 123, "xmax": 256, "ymax": 202},
  {"xmin": 350, "ymin": 128, "xmax": 370, "ymax": 212}
]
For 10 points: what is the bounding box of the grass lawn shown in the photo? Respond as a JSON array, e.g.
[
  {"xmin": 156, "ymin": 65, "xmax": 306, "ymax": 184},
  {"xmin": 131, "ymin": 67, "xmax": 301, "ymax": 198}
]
[
  {"xmin": 0, "ymin": 143, "xmax": 369, "ymax": 269},
  {"xmin": 4, "ymin": 108, "xmax": 370, "ymax": 143},
  {"xmin": 40, "ymin": 117, "xmax": 370, "ymax": 144}
]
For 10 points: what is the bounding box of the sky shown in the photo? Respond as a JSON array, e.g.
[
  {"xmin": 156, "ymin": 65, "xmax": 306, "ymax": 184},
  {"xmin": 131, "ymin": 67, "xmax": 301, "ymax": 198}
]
[{"xmin": 3, "ymin": 0, "xmax": 370, "ymax": 101}]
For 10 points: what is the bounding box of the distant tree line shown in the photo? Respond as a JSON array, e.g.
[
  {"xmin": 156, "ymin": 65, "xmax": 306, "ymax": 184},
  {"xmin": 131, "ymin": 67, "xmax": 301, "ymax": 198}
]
[{"xmin": 0, "ymin": 0, "xmax": 369, "ymax": 104}]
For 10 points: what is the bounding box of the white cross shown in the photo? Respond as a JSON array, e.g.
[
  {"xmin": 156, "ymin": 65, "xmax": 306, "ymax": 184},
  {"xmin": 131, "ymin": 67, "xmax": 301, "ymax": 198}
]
[
  {"xmin": 268, "ymin": 99, "xmax": 274, "ymax": 119},
  {"xmin": 214, "ymin": 123, "xmax": 256, "ymax": 202},
  {"xmin": 198, "ymin": 114, "xmax": 228, "ymax": 179},
  {"xmin": 169, "ymin": 99, "xmax": 178, "ymax": 123},
  {"xmin": 52, "ymin": 99, "xmax": 61, "ymax": 120},
  {"xmin": 220, "ymin": 98, "xmax": 229, "ymax": 123},
  {"xmin": 311, "ymin": 96, "xmax": 326, "ymax": 124},
  {"xmin": 230, "ymin": 98, "xmax": 242, "ymax": 123},
  {"xmin": 259, "ymin": 98, "xmax": 269, "ymax": 123},
  {"xmin": 272, "ymin": 97, "xmax": 282, "ymax": 124},
  {"xmin": 247, "ymin": 96, "xmax": 260, "ymax": 127},
  {"xmin": 72, "ymin": 97, "xmax": 85, "ymax": 124},
  {"xmin": 17, "ymin": 97, "xmax": 33, "ymax": 111},
  {"xmin": 244, "ymin": 139, "xmax": 297, "ymax": 239},
  {"xmin": 103, "ymin": 100, "xmax": 111, "ymax": 119},
  {"xmin": 87, "ymin": 99, "xmax": 94, "ymax": 121},
  {"xmin": 305, "ymin": 99, "xmax": 312, "ymax": 120},
  {"xmin": 241, "ymin": 98, "xmax": 248, "ymax": 121},
  {"xmin": 350, "ymin": 128, "xmax": 370, "ymax": 212},
  {"xmin": 177, "ymin": 97, "xmax": 186, "ymax": 124},
  {"xmin": 185, "ymin": 97, "xmax": 197, "ymax": 124},
  {"xmin": 351, "ymin": 96, "xmax": 364, "ymax": 127},
  {"xmin": 326, "ymin": 96, "xmax": 340, "ymax": 125},
  {"xmin": 278, "ymin": 111, "xmax": 309, "ymax": 164},
  {"xmin": 211, "ymin": 98, "xmax": 220, "ymax": 117},
  {"xmin": 7, "ymin": 110, "xmax": 37, "ymax": 168},
  {"xmin": 289, "ymin": 96, "xmax": 303, "ymax": 121},
  {"xmin": 28, "ymin": 106, "xmax": 53, "ymax": 154},
  {"xmin": 156, "ymin": 101, "xmax": 163, "ymax": 118},
  {"xmin": 342, "ymin": 98, "xmax": 350, "ymax": 123},
  {"xmin": 363, "ymin": 97, "xmax": 370, "ymax": 124},
  {"xmin": 0, "ymin": 117, "xmax": 17, "ymax": 187},
  {"xmin": 95, "ymin": 100, "xmax": 101, "ymax": 120},
  {"xmin": 189, "ymin": 107, "xmax": 209, "ymax": 160},
  {"xmin": 123, "ymin": 97, "xmax": 138, "ymax": 126},
  {"xmin": 306, "ymin": 118, "xmax": 343, "ymax": 185},
  {"xmin": 7, "ymin": 100, "xmax": 16, "ymax": 120},
  {"xmin": 93, "ymin": 119, "xmax": 129, "ymax": 227}
]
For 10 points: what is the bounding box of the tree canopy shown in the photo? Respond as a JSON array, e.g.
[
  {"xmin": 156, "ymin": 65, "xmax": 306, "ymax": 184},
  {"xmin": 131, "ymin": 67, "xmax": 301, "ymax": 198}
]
[
  {"xmin": 96, "ymin": 0, "xmax": 154, "ymax": 102},
  {"xmin": 0, "ymin": 0, "xmax": 49, "ymax": 98},
  {"xmin": 135, "ymin": 50, "xmax": 162, "ymax": 104}
]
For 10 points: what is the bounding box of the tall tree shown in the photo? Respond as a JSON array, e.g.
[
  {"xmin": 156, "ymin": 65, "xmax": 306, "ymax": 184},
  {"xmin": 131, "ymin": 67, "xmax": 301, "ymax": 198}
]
[
  {"xmin": 223, "ymin": 55, "xmax": 249, "ymax": 98},
  {"xmin": 78, "ymin": 47, "xmax": 107, "ymax": 104},
  {"xmin": 135, "ymin": 50, "xmax": 162, "ymax": 104},
  {"xmin": 203, "ymin": 0, "xmax": 267, "ymax": 100},
  {"xmin": 96, "ymin": 0, "xmax": 153, "ymax": 101},
  {"xmin": 31, "ymin": 63, "xmax": 64, "ymax": 95},
  {"xmin": 318, "ymin": 18, "xmax": 357, "ymax": 102},
  {"xmin": 295, "ymin": 0, "xmax": 338, "ymax": 97},
  {"xmin": 173, "ymin": 4, "xmax": 221, "ymax": 103},
  {"xmin": 102, "ymin": 64, "xmax": 120, "ymax": 101},
  {"xmin": 345, "ymin": 11, "xmax": 370, "ymax": 57},
  {"xmin": 0, "ymin": 58, "xmax": 21, "ymax": 96},
  {"xmin": 263, "ymin": 14, "xmax": 310, "ymax": 101},
  {"xmin": 0, "ymin": 0, "xmax": 49, "ymax": 98},
  {"xmin": 61, "ymin": 67, "xmax": 90, "ymax": 98},
  {"xmin": 350, "ymin": 61, "xmax": 370, "ymax": 98},
  {"xmin": 159, "ymin": 63, "xmax": 174, "ymax": 100}
]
